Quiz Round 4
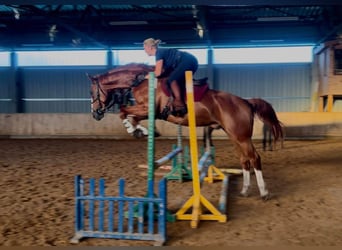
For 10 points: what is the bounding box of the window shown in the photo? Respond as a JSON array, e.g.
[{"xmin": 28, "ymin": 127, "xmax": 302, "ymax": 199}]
[
  {"xmin": 115, "ymin": 48, "xmax": 208, "ymax": 66},
  {"xmin": 0, "ymin": 52, "xmax": 10, "ymax": 67},
  {"xmin": 213, "ymin": 46, "xmax": 313, "ymax": 64},
  {"xmin": 1, "ymin": 46, "xmax": 313, "ymax": 67},
  {"xmin": 114, "ymin": 50, "xmax": 155, "ymax": 65},
  {"xmin": 17, "ymin": 50, "xmax": 107, "ymax": 66},
  {"xmin": 179, "ymin": 49, "xmax": 207, "ymax": 65}
]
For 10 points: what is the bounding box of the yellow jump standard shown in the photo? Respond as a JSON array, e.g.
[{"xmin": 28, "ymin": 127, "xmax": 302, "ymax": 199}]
[{"xmin": 175, "ymin": 71, "xmax": 227, "ymax": 228}]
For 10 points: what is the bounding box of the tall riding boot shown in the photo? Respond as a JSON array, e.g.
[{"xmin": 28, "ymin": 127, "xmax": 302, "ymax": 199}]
[{"xmin": 170, "ymin": 81, "xmax": 187, "ymax": 117}]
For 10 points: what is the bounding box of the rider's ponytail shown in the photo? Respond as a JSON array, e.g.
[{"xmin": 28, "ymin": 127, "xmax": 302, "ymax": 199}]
[{"xmin": 143, "ymin": 38, "xmax": 161, "ymax": 48}]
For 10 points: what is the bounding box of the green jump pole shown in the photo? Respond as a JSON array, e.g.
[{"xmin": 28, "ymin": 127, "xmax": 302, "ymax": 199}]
[{"xmin": 147, "ymin": 72, "xmax": 156, "ymax": 195}]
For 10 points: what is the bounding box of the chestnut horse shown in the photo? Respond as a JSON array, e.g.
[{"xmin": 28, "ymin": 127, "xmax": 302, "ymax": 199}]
[{"xmin": 88, "ymin": 63, "xmax": 284, "ymax": 200}]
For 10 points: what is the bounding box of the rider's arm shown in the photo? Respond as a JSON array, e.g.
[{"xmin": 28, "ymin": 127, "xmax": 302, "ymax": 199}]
[
  {"xmin": 144, "ymin": 59, "xmax": 165, "ymax": 79},
  {"xmin": 154, "ymin": 59, "xmax": 163, "ymax": 78}
]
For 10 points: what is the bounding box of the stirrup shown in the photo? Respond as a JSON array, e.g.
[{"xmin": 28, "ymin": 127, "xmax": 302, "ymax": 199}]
[
  {"xmin": 172, "ymin": 105, "xmax": 187, "ymax": 117},
  {"xmin": 157, "ymin": 105, "xmax": 171, "ymax": 120}
]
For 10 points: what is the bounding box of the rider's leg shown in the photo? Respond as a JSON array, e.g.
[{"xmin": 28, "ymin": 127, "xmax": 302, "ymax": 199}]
[
  {"xmin": 170, "ymin": 80, "xmax": 187, "ymax": 116},
  {"xmin": 170, "ymin": 80, "xmax": 183, "ymax": 106}
]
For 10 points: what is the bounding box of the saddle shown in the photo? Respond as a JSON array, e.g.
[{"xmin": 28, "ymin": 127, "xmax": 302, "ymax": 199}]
[
  {"xmin": 160, "ymin": 77, "xmax": 209, "ymax": 102},
  {"xmin": 193, "ymin": 77, "xmax": 208, "ymax": 86}
]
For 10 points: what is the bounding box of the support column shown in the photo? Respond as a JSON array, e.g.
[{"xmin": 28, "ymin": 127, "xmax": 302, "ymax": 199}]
[
  {"xmin": 318, "ymin": 96, "xmax": 324, "ymax": 112},
  {"xmin": 106, "ymin": 50, "xmax": 113, "ymax": 69},
  {"xmin": 207, "ymin": 48, "xmax": 214, "ymax": 89},
  {"xmin": 327, "ymin": 95, "xmax": 334, "ymax": 112},
  {"xmin": 11, "ymin": 52, "xmax": 24, "ymax": 113}
]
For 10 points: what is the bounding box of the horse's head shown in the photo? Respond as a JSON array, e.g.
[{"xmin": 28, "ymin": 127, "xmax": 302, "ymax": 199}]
[{"xmin": 88, "ymin": 63, "xmax": 154, "ymax": 121}]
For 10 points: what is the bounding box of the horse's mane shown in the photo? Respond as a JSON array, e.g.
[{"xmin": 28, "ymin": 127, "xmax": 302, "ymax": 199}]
[
  {"xmin": 92, "ymin": 63, "xmax": 153, "ymax": 87},
  {"xmin": 107, "ymin": 63, "xmax": 154, "ymax": 75}
]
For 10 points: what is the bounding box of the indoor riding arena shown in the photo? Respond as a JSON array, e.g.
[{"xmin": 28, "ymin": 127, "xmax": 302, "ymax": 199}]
[{"xmin": 0, "ymin": 2, "xmax": 342, "ymax": 247}]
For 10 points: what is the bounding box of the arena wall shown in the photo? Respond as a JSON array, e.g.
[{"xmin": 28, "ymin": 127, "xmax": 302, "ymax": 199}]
[{"xmin": 0, "ymin": 112, "xmax": 341, "ymax": 139}]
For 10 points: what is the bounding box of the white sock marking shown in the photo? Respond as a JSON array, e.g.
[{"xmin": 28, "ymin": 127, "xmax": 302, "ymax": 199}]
[
  {"xmin": 122, "ymin": 119, "xmax": 135, "ymax": 133},
  {"xmin": 136, "ymin": 124, "xmax": 148, "ymax": 135},
  {"xmin": 254, "ymin": 169, "xmax": 268, "ymax": 197},
  {"xmin": 241, "ymin": 169, "xmax": 250, "ymax": 195}
]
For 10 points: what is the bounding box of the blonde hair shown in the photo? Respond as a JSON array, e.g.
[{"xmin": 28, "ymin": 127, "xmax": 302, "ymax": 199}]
[{"xmin": 143, "ymin": 38, "xmax": 161, "ymax": 48}]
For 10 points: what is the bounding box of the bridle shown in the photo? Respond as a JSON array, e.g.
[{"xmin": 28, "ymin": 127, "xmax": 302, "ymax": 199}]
[{"xmin": 91, "ymin": 79, "xmax": 110, "ymax": 115}]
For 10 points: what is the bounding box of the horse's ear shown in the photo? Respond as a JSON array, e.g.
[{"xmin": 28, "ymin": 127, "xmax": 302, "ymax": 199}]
[{"xmin": 86, "ymin": 73, "xmax": 95, "ymax": 81}]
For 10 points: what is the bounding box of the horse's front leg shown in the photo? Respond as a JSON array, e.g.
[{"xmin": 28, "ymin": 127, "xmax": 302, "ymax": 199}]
[
  {"xmin": 129, "ymin": 116, "xmax": 162, "ymax": 138},
  {"xmin": 121, "ymin": 115, "xmax": 148, "ymax": 138},
  {"xmin": 120, "ymin": 105, "xmax": 149, "ymax": 138},
  {"xmin": 131, "ymin": 117, "xmax": 149, "ymax": 138}
]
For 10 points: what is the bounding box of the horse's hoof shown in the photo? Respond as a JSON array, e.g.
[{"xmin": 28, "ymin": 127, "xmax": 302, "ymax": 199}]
[
  {"xmin": 239, "ymin": 192, "xmax": 249, "ymax": 198},
  {"xmin": 261, "ymin": 193, "xmax": 271, "ymax": 201},
  {"xmin": 133, "ymin": 129, "xmax": 144, "ymax": 138}
]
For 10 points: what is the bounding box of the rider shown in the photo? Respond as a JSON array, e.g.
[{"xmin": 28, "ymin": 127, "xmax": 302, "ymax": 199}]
[{"xmin": 143, "ymin": 38, "xmax": 198, "ymax": 117}]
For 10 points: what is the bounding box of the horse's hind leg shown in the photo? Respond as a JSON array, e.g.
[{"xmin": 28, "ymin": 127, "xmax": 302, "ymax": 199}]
[
  {"xmin": 239, "ymin": 140, "xmax": 269, "ymax": 199},
  {"xmin": 254, "ymin": 164, "xmax": 269, "ymax": 199},
  {"xmin": 240, "ymin": 155, "xmax": 251, "ymax": 197},
  {"xmin": 203, "ymin": 126, "xmax": 214, "ymax": 148}
]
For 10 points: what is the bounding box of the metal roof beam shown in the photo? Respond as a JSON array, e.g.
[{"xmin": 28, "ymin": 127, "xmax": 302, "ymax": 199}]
[
  {"xmin": 2, "ymin": 1, "xmax": 342, "ymax": 6},
  {"xmin": 21, "ymin": 5, "xmax": 107, "ymax": 48}
]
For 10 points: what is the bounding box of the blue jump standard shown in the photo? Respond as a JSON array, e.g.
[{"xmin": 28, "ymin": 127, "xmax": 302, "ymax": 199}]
[{"xmin": 70, "ymin": 175, "xmax": 168, "ymax": 246}]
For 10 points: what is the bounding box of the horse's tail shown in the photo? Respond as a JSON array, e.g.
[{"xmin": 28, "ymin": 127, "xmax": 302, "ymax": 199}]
[{"xmin": 247, "ymin": 98, "xmax": 285, "ymax": 148}]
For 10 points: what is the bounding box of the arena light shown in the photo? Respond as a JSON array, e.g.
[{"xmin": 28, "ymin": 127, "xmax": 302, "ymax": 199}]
[
  {"xmin": 109, "ymin": 21, "xmax": 148, "ymax": 26},
  {"xmin": 257, "ymin": 16, "xmax": 299, "ymax": 22},
  {"xmin": 21, "ymin": 43, "xmax": 54, "ymax": 47},
  {"xmin": 12, "ymin": 7, "xmax": 20, "ymax": 20},
  {"xmin": 250, "ymin": 39, "xmax": 284, "ymax": 43}
]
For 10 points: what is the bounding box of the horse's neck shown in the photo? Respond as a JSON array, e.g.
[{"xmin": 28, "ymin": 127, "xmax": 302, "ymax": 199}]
[
  {"xmin": 99, "ymin": 71, "xmax": 136, "ymax": 89},
  {"xmin": 98, "ymin": 65, "xmax": 153, "ymax": 92}
]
